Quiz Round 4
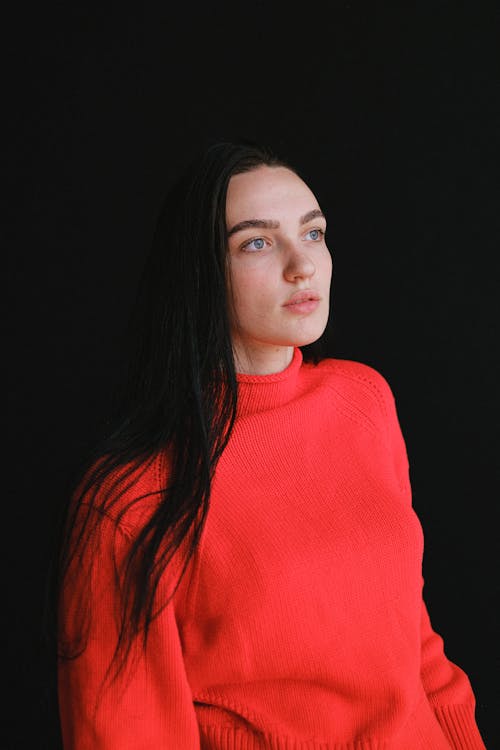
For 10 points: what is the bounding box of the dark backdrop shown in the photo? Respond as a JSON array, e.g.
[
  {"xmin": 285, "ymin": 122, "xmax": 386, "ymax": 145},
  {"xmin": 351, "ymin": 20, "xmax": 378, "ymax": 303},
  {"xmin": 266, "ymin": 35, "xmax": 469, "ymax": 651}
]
[{"xmin": 5, "ymin": 2, "xmax": 498, "ymax": 748}]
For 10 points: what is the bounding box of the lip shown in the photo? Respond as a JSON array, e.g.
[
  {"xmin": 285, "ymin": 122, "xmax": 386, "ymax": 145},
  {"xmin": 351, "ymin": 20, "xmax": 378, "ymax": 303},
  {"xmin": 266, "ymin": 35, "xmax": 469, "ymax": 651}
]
[{"xmin": 283, "ymin": 290, "xmax": 321, "ymax": 307}]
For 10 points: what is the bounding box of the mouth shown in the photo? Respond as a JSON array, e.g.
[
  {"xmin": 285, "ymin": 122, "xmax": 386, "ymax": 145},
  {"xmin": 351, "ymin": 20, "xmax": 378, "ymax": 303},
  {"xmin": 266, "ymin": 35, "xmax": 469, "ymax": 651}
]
[
  {"xmin": 283, "ymin": 290, "xmax": 321, "ymax": 307},
  {"xmin": 282, "ymin": 290, "xmax": 321, "ymax": 316}
]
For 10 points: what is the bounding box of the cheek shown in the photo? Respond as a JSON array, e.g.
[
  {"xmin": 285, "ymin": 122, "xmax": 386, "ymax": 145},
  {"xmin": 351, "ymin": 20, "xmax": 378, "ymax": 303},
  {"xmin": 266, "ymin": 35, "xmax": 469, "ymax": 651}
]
[
  {"xmin": 230, "ymin": 271, "xmax": 252, "ymax": 309},
  {"xmin": 231, "ymin": 266, "xmax": 274, "ymax": 307},
  {"xmin": 322, "ymin": 251, "xmax": 333, "ymax": 284},
  {"xmin": 229, "ymin": 269, "xmax": 263, "ymax": 326}
]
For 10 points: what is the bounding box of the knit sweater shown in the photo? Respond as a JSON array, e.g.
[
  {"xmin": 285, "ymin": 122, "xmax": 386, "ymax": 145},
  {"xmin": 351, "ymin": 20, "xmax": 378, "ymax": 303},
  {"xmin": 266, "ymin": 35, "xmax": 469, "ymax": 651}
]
[{"xmin": 58, "ymin": 347, "xmax": 487, "ymax": 749}]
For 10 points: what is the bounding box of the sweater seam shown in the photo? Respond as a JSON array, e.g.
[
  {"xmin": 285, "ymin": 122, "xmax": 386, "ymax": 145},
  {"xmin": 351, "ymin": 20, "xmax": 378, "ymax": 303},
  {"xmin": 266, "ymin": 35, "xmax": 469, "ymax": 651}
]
[
  {"xmin": 323, "ymin": 382, "xmax": 382, "ymax": 435},
  {"xmin": 79, "ymin": 501, "xmax": 136, "ymax": 541},
  {"xmin": 326, "ymin": 364, "xmax": 391, "ymax": 421}
]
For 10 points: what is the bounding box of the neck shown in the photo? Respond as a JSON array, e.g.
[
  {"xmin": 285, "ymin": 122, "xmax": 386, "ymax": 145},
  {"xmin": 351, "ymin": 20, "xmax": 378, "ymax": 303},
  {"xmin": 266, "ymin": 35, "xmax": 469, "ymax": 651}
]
[{"xmin": 233, "ymin": 344, "xmax": 294, "ymax": 375}]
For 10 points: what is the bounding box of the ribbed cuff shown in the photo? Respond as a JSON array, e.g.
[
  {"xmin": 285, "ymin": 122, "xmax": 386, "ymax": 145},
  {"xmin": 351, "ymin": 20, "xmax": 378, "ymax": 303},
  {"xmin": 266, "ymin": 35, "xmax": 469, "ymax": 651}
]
[{"xmin": 433, "ymin": 704, "xmax": 487, "ymax": 750}]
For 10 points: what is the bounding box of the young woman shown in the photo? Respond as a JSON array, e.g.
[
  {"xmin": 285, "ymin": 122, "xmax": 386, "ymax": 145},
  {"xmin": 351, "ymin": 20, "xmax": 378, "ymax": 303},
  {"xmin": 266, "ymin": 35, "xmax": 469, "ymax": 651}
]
[{"xmin": 56, "ymin": 140, "xmax": 487, "ymax": 748}]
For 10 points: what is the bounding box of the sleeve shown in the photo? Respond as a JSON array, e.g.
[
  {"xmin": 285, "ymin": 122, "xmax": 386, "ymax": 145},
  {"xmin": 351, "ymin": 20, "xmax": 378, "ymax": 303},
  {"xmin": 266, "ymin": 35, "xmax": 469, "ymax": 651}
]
[
  {"xmin": 420, "ymin": 596, "xmax": 487, "ymax": 749},
  {"xmin": 58, "ymin": 510, "xmax": 201, "ymax": 750},
  {"xmin": 374, "ymin": 369, "xmax": 487, "ymax": 748}
]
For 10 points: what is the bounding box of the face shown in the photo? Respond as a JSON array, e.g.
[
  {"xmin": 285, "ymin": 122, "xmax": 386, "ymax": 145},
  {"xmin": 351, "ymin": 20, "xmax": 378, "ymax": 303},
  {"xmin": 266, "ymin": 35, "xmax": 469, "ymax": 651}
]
[{"xmin": 226, "ymin": 165, "xmax": 332, "ymax": 374}]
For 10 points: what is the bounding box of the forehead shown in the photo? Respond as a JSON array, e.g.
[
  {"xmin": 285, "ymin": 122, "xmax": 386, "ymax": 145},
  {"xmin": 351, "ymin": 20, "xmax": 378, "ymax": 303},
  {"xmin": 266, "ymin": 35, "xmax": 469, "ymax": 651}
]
[{"xmin": 226, "ymin": 166, "xmax": 319, "ymax": 222}]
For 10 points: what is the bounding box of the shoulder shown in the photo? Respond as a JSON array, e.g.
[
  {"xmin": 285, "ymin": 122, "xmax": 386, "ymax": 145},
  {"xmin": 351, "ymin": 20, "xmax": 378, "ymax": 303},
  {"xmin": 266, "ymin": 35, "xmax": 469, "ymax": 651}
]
[
  {"xmin": 75, "ymin": 452, "xmax": 169, "ymax": 536},
  {"xmin": 318, "ymin": 356, "xmax": 395, "ymax": 395},
  {"xmin": 305, "ymin": 356, "xmax": 398, "ymax": 423}
]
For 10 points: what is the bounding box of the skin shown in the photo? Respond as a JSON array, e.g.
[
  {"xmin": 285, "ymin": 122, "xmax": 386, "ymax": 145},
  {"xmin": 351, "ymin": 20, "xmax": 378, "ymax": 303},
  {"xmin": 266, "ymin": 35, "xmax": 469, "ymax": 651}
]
[{"xmin": 226, "ymin": 165, "xmax": 333, "ymax": 375}]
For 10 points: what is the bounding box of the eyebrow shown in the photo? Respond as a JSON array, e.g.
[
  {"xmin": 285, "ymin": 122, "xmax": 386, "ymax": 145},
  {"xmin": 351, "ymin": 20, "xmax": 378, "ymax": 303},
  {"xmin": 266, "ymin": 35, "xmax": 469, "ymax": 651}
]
[{"xmin": 227, "ymin": 208, "xmax": 325, "ymax": 238}]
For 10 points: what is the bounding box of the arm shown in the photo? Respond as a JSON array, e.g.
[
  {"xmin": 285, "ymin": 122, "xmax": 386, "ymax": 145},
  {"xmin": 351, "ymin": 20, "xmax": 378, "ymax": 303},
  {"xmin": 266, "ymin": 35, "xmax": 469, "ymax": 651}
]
[
  {"xmin": 58, "ymin": 510, "xmax": 200, "ymax": 750},
  {"xmin": 420, "ymin": 596, "xmax": 486, "ymax": 749},
  {"xmin": 369, "ymin": 367, "xmax": 486, "ymax": 748}
]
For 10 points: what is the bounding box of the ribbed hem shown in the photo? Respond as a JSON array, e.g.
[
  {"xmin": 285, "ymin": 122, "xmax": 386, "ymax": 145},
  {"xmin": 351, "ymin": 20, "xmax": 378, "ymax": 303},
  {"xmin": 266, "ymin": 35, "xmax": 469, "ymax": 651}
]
[
  {"xmin": 433, "ymin": 704, "xmax": 487, "ymax": 750},
  {"xmin": 200, "ymin": 725, "xmax": 389, "ymax": 750}
]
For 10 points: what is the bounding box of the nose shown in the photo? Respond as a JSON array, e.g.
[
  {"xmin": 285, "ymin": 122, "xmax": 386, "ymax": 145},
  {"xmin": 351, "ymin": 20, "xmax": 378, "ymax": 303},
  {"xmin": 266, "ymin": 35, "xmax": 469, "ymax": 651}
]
[{"xmin": 283, "ymin": 245, "xmax": 316, "ymax": 282}]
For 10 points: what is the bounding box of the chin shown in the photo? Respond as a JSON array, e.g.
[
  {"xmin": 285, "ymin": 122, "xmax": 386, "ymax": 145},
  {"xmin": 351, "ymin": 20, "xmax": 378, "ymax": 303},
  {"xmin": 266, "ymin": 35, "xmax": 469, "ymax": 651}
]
[
  {"xmin": 279, "ymin": 331, "xmax": 325, "ymax": 348},
  {"xmin": 293, "ymin": 323, "xmax": 329, "ymax": 347}
]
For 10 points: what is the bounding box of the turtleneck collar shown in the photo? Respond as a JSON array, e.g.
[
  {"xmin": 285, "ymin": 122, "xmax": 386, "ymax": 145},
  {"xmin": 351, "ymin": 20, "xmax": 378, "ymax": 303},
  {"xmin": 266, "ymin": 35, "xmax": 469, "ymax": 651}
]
[{"xmin": 235, "ymin": 346, "xmax": 304, "ymax": 417}]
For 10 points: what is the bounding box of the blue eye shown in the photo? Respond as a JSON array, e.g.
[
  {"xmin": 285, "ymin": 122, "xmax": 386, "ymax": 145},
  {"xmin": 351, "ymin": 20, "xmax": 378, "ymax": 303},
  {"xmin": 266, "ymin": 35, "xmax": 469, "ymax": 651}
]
[
  {"xmin": 305, "ymin": 228, "xmax": 325, "ymax": 241},
  {"xmin": 243, "ymin": 237, "xmax": 266, "ymax": 251}
]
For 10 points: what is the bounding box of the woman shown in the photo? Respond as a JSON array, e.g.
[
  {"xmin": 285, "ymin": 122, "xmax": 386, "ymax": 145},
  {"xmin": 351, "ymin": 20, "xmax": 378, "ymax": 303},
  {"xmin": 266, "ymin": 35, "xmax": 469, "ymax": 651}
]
[{"xmin": 57, "ymin": 140, "xmax": 486, "ymax": 748}]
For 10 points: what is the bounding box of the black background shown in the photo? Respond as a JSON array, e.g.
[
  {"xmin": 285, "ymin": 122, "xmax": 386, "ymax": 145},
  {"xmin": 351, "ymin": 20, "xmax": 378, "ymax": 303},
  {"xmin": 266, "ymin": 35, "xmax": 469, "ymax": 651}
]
[{"xmin": 5, "ymin": 2, "xmax": 498, "ymax": 748}]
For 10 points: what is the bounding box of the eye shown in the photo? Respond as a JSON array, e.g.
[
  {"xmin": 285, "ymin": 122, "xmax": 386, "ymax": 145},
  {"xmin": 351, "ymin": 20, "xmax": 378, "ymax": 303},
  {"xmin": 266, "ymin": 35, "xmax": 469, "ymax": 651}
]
[
  {"xmin": 305, "ymin": 228, "xmax": 325, "ymax": 241},
  {"xmin": 241, "ymin": 237, "xmax": 267, "ymax": 252}
]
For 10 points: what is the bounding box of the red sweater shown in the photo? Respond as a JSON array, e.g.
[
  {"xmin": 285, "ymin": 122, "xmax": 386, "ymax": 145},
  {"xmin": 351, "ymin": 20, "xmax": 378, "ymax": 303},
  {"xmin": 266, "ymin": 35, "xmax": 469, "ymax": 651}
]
[{"xmin": 58, "ymin": 347, "xmax": 486, "ymax": 749}]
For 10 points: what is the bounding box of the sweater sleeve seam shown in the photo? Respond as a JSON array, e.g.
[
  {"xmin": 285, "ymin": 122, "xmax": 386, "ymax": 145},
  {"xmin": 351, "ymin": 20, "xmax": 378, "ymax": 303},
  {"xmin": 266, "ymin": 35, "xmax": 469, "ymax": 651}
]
[
  {"xmin": 322, "ymin": 361, "xmax": 394, "ymax": 428},
  {"xmin": 322, "ymin": 382, "xmax": 382, "ymax": 435},
  {"xmin": 323, "ymin": 361, "xmax": 392, "ymax": 415},
  {"xmin": 80, "ymin": 501, "xmax": 136, "ymax": 541}
]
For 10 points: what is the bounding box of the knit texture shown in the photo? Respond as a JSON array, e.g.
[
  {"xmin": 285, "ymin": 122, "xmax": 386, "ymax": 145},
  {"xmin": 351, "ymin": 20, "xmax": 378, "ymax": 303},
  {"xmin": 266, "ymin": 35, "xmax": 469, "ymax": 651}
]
[{"xmin": 58, "ymin": 348, "xmax": 486, "ymax": 749}]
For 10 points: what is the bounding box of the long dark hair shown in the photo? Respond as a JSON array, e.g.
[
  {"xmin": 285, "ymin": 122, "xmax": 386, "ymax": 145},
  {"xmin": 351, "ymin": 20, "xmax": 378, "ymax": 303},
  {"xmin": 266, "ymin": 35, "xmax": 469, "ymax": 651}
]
[{"xmin": 55, "ymin": 139, "xmax": 327, "ymax": 681}]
